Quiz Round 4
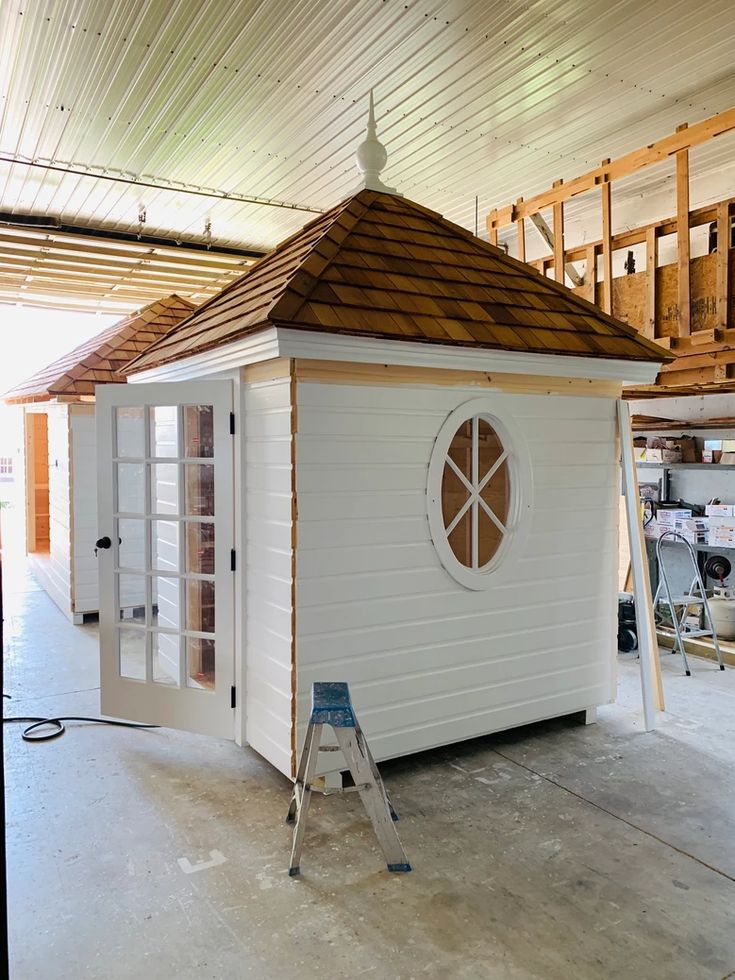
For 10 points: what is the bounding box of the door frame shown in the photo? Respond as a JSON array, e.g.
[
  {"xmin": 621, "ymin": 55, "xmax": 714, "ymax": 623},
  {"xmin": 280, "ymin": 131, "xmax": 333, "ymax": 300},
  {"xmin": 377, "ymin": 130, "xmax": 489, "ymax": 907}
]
[{"xmin": 97, "ymin": 380, "xmax": 236, "ymax": 740}]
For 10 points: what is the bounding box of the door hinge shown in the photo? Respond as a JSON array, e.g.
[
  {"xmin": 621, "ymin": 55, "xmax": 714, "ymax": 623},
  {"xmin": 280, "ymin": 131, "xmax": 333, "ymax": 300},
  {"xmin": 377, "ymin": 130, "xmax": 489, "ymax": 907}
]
[
  {"xmin": 229, "ymin": 411, "xmax": 235, "ymax": 435},
  {"xmin": 230, "ymin": 548, "xmax": 236, "ymax": 571},
  {"xmin": 230, "ymin": 686, "xmax": 237, "ymax": 709}
]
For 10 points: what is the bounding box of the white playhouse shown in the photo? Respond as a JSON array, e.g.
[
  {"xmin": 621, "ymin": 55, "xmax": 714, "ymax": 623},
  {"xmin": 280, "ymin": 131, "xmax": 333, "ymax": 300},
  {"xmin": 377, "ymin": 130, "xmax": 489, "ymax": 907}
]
[
  {"xmin": 91, "ymin": 111, "xmax": 667, "ymax": 777},
  {"xmin": 4, "ymin": 295, "xmax": 195, "ymax": 622}
]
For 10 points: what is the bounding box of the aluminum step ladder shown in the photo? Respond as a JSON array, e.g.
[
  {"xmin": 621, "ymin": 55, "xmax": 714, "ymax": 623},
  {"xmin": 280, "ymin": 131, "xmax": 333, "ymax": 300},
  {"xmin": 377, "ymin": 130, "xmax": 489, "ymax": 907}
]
[
  {"xmin": 654, "ymin": 530, "xmax": 725, "ymax": 675},
  {"xmin": 286, "ymin": 681, "xmax": 411, "ymax": 877}
]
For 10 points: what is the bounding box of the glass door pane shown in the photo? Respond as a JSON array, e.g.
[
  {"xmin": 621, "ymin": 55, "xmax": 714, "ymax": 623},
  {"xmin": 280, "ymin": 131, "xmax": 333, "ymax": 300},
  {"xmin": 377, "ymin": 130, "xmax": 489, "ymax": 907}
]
[{"xmin": 98, "ymin": 381, "xmax": 234, "ymax": 740}]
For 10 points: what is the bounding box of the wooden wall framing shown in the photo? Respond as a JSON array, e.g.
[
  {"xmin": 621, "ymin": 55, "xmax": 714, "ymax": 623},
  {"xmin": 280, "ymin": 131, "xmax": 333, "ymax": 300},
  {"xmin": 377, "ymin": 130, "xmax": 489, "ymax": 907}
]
[{"xmin": 486, "ymin": 107, "xmax": 735, "ymax": 395}]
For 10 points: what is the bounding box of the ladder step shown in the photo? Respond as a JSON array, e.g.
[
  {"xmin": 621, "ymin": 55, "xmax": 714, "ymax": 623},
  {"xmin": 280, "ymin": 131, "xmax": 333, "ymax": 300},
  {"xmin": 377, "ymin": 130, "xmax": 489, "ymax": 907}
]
[
  {"xmin": 657, "ymin": 596, "xmax": 705, "ymax": 605},
  {"xmin": 658, "ymin": 626, "xmax": 714, "ymax": 638}
]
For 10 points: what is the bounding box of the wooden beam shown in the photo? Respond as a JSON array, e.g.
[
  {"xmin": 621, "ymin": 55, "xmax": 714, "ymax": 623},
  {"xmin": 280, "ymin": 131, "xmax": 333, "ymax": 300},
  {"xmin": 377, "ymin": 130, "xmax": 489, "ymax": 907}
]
[
  {"xmin": 527, "ymin": 195, "xmax": 735, "ymax": 267},
  {"xmin": 487, "ymin": 105, "xmax": 735, "ymax": 229},
  {"xmin": 527, "ymin": 212, "xmax": 584, "ymax": 286},
  {"xmin": 583, "ymin": 245, "xmax": 596, "ymax": 304},
  {"xmin": 601, "ymin": 170, "xmax": 612, "ymax": 315},
  {"xmin": 676, "ymin": 127, "xmax": 691, "ymax": 336},
  {"xmin": 552, "ymin": 180, "xmax": 564, "ymax": 284},
  {"xmin": 645, "ymin": 226, "xmax": 657, "ymax": 339},
  {"xmin": 516, "ymin": 204, "xmax": 526, "ymax": 263},
  {"xmin": 716, "ymin": 201, "xmax": 731, "ymax": 330}
]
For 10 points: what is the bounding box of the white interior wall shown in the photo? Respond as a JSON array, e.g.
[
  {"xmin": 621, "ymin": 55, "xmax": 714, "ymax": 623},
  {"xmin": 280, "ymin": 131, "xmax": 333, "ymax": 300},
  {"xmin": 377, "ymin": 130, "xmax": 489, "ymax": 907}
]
[
  {"xmin": 293, "ymin": 381, "xmax": 619, "ymax": 771},
  {"xmin": 243, "ymin": 373, "xmax": 294, "ymax": 775}
]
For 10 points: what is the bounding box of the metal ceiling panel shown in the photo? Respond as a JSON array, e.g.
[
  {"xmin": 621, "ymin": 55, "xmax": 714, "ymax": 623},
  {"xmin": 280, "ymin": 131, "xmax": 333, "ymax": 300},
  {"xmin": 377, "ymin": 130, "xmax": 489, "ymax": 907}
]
[{"xmin": 1, "ymin": 0, "xmax": 734, "ymax": 307}]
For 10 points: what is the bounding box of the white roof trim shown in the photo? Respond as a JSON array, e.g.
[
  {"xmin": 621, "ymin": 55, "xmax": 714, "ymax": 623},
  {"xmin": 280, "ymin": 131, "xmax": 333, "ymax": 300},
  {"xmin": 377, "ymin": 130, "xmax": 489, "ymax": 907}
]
[
  {"xmin": 128, "ymin": 327, "xmax": 280, "ymax": 382},
  {"xmin": 129, "ymin": 324, "xmax": 661, "ymax": 385},
  {"xmin": 275, "ymin": 328, "xmax": 662, "ymax": 384}
]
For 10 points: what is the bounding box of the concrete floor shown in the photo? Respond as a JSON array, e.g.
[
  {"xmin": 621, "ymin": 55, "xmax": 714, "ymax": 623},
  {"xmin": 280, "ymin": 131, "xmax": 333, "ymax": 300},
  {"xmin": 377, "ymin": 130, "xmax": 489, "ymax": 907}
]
[{"xmin": 4, "ymin": 562, "xmax": 735, "ymax": 980}]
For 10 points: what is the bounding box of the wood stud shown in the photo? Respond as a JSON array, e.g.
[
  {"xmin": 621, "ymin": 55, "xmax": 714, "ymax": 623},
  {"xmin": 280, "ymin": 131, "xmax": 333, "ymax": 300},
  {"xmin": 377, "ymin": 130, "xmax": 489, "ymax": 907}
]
[
  {"xmin": 676, "ymin": 127, "xmax": 691, "ymax": 337},
  {"xmin": 487, "ymin": 107, "xmax": 735, "ymax": 392}
]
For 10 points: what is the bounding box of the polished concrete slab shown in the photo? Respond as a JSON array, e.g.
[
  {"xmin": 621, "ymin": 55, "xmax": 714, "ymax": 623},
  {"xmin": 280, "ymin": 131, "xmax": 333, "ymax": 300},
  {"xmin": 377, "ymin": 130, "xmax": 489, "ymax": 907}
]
[{"xmin": 4, "ymin": 562, "xmax": 735, "ymax": 980}]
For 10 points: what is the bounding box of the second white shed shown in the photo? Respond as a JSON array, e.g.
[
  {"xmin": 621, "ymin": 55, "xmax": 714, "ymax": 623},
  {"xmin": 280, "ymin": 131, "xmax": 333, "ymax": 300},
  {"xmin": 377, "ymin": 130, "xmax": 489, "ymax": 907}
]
[{"xmin": 4, "ymin": 296, "xmax": 195, "ymax": 622}]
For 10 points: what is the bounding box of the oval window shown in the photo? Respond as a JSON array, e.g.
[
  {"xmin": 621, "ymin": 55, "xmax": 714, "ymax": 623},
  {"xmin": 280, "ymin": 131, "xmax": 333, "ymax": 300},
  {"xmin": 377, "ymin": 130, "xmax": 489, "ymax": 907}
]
[
  {"xmin": 427, "ymin": 399, "xmax": 531, "ymax": 590},
  {"xmin": 442, "ymin": 416, "xmax": 509, "ymax": 570}
]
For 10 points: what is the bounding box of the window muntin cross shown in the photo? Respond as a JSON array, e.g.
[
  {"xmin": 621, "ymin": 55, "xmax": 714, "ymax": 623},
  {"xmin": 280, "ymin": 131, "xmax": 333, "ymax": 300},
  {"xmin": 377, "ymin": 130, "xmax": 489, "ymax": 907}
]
[{"xmin": 441, "ymin": 416, "xmax": 510, "ymax": 570}]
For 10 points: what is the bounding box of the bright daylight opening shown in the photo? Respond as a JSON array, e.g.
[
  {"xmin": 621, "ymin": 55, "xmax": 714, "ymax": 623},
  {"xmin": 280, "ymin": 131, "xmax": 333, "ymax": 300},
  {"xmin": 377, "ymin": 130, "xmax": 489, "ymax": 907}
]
[{"xmin": 0, "ymin": 307, "xmax": 117, "ymax": 570}]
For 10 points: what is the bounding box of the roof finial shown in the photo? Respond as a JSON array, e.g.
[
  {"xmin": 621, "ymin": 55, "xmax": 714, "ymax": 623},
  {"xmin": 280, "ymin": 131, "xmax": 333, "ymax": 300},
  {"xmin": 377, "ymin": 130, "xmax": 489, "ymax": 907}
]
[{"xmin": 355, "ymin": 89, "xmax": 398, "ymax": 194}]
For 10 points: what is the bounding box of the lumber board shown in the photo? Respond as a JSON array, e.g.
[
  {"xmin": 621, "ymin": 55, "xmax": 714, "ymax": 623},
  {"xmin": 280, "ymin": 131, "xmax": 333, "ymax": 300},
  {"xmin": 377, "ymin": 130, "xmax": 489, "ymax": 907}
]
[
  {"xmin": 645, "ymin": 227, "xmax": 657, "ymax": 340},
  {"xmin": 676, "ymin": 136, "xmax": 691, "ymax": 336},
  {"xmin": 601, "ymin": 176, "xmax": 612, "ymax": 315},
  {"xmin": 717, "ymin": 201, "xmax": 731, "ymax": 331}
]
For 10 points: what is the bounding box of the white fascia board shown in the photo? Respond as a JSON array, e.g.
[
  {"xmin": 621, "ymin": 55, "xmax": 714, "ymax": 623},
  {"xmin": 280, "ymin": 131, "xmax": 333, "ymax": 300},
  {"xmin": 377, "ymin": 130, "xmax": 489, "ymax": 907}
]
[
  {"xmin": 274, "ymin": 328, "xmax": 661, "ymax": 384},
  {"xmin": 127, "ymin": 324, "xmax": 661, "ymax": 386},
  {"xmin": 127, "ymin": 327, "xmax": 280, "ymax": 383}
]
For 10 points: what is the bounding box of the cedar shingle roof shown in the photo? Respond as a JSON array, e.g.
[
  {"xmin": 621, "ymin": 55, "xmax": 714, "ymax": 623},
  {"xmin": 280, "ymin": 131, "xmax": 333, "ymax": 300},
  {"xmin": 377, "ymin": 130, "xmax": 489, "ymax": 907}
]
[
  {"xmin": 125, "ymin": 191, "xmax": 669, "ymax": 374},
  {"xmin": 4, "ymin": 295, "xmax": 196, "ymax": 404}
]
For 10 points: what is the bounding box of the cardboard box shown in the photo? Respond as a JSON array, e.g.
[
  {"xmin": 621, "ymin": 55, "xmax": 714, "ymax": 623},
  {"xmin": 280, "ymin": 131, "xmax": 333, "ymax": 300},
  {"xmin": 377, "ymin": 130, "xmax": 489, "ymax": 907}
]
[
  {"xmin": 657, "ymin": 509, "xmax": 692, "ymax": 525},
  {"xmin": 705, "ymin": 504, "xmax": 734, "ymax": 517},
  {"xmin": 680, "ymin": 436, "xmax": 698, "ymax": 463},
  {"xmin": 645, "ymin": 447, "xmax": 682, "ymax": 463},
  {"xmin": 707, "ymin": 515, "xmax": 735, "ymax": 527},
  {"xmin": 702, "ymin": 449, "xmax": 723, "ymax": 464}
]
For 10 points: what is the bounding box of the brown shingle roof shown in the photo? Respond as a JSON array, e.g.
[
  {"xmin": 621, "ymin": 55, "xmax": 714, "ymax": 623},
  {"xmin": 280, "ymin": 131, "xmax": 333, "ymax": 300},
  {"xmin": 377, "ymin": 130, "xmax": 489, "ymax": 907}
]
[
  {"xmin": 124, "ymin": 191, "xmax": 669, "ymax": 375},
  {"xmin": 4, "ymin": 295, "xmax": 196, "ymax": 404}
]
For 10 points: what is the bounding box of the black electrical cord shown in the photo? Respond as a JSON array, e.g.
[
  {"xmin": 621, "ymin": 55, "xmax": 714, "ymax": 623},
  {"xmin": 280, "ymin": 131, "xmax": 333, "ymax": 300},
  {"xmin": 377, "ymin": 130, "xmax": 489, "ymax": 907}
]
[{"xmin": 2, "ymin": 699, "xmax": 158, "ymax": 742}]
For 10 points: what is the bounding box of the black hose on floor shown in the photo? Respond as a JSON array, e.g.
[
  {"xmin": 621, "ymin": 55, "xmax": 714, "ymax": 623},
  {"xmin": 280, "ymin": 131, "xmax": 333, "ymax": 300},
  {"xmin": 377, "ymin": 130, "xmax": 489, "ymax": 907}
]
[{"xmin": 2, "ymin": 702, "xmax": 158, "ymax": 742}]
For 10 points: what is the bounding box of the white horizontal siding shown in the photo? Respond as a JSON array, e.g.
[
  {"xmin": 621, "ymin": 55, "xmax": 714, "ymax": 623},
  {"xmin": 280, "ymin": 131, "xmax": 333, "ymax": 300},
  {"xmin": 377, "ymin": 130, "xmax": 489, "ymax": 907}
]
[
  {"xmin": 69, "ymin": 407, "xmax": 99, "ymax": 614},
  {"xmin": 294, "ymin": 381, "xmax": 618, "ymax": 771},
  {"xmin": 244, "ymin": 375, "xmax": 294, "ymax": 776}
]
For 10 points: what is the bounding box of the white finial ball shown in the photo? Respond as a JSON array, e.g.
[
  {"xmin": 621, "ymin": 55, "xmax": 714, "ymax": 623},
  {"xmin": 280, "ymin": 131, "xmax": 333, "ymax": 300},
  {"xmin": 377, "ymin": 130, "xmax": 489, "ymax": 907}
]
[{"xmin": 356, "ymin": 135, "xmax": 387, "ymax": 177}]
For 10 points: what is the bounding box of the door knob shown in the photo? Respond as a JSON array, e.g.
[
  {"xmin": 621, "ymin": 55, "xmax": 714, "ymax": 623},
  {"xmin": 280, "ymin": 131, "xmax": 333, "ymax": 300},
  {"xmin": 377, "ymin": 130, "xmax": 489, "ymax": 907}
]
[{"xmin": 94, "ymin": 536, "xmax": 112, "ymax": 556}]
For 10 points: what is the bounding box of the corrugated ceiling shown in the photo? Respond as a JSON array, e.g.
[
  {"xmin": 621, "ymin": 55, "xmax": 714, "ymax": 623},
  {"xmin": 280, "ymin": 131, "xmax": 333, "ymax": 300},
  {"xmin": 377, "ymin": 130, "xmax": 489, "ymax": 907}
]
[{"xmin": 1, "ymin": 0, "xmax": 734, "ymax": 310}]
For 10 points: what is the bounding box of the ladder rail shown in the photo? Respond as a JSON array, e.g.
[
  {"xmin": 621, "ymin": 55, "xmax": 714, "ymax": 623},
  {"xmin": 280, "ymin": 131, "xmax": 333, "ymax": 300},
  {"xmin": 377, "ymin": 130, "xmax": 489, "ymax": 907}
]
[
  {"xmin": 655, "ymin": 531, "xmax": 725, "ymax": 674},
  {"xmin": 286, "ymin": 682, "xmax": 411, "ymax": 876}
]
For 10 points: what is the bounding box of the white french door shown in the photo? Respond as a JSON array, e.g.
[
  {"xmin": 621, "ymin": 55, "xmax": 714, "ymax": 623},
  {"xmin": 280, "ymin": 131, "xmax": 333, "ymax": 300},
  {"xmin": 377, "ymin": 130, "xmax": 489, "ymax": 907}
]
[{"xmin": 96, "ymin": 381, "xmax": 235, "ymax": 740}]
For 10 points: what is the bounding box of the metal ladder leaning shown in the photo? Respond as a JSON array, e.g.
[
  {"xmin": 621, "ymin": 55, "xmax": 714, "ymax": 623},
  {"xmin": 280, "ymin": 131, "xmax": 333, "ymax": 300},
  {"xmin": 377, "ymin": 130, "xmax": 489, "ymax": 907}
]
[
  {"xmin": 286, "ymin": 681, "xmax": 412, "ymax": 877},
  {"xmin": 654, "ymin": 530, "xmax": 725, "ymax": 675}
]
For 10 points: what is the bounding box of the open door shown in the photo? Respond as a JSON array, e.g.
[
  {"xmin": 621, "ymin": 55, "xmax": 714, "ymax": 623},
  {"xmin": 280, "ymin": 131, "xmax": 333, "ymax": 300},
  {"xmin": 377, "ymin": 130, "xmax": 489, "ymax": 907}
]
[{"xmin": 96, "ymin": 382, "xmax": 235, "ymax": 740}]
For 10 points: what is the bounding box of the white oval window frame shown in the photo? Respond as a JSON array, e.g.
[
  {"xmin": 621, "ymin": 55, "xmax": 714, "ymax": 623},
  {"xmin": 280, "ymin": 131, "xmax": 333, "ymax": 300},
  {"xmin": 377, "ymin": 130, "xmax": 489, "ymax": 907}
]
[{"xmin": 427, "ymin": 397, "xmax": 533, "ymax": 591}]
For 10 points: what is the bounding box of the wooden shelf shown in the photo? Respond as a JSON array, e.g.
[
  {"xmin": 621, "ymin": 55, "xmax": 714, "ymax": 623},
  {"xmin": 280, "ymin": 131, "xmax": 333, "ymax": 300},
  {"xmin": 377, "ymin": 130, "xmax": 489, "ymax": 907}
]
[
  {"xmin": 636, "ymin": 462, "xmax": 735, "ymax": 470},
  {"xmin": 632, "ymin": 417, "xmax": 735, "ymax": 432}
]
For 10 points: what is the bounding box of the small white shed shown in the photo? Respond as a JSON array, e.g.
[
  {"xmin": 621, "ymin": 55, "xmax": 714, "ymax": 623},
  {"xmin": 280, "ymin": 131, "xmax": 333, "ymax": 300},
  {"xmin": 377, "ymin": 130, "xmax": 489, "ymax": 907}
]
[
  {"xmin": 4, "ymin": 295, "xmax": 195, "ymax": 622},
  {"xmin": 92, "ymin": 116, "xmax": 667, "ymax": 778}
]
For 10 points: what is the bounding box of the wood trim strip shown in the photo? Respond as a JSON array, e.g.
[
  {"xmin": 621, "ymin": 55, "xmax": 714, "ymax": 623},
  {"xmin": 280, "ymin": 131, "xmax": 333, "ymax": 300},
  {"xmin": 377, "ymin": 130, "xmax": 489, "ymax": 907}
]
[{"xmin": 293, "ymin": 357, "xmax": 622, "ymax": 397}]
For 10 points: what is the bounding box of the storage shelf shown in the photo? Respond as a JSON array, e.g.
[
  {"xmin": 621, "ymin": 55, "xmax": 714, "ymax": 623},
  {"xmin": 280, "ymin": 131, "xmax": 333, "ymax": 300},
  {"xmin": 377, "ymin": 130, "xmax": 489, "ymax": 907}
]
[
  {"xmin": 649, "ymin": 538, "xmax": 735, "ymax": 553},
  {"xmin": 636, "ymin": 462, "xmax": 735, "ymax": 470}
]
